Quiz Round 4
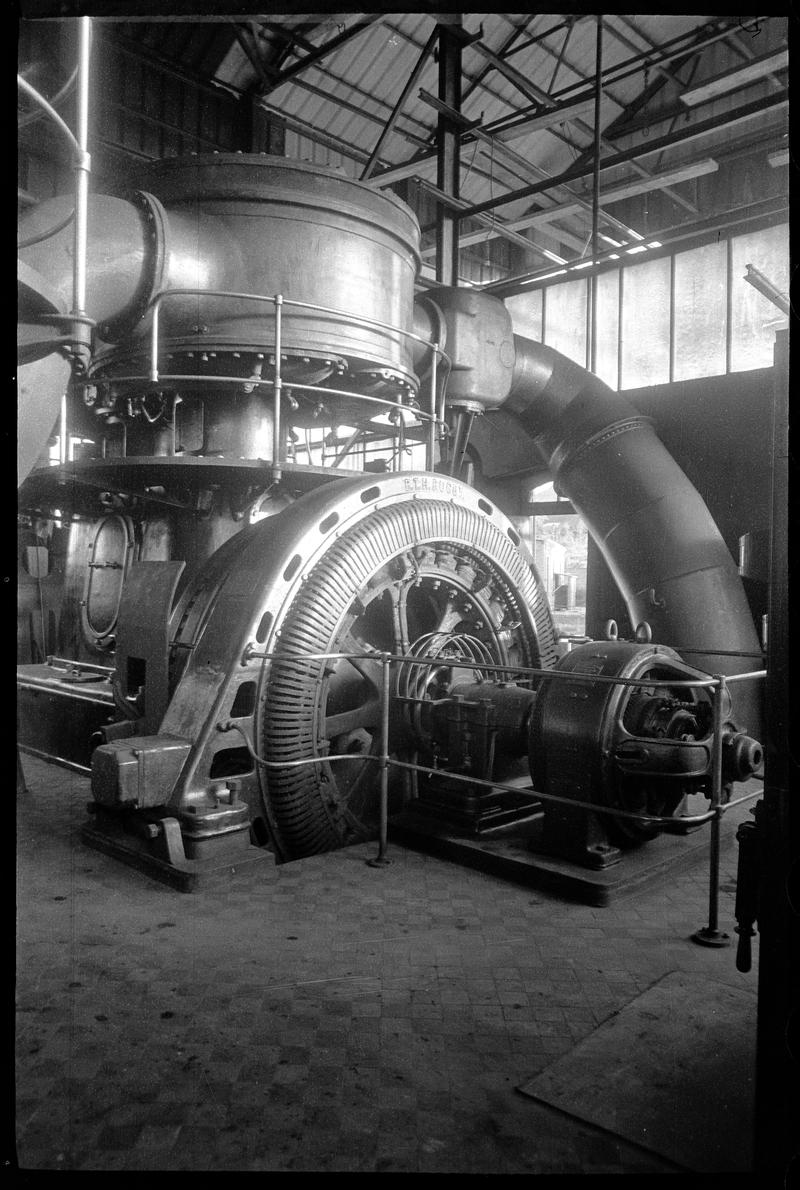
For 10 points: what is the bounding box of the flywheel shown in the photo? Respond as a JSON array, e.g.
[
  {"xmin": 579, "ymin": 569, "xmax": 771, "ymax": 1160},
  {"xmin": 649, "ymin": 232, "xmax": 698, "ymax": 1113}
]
[{"xmin": 254, "ymin": 477, "xmax": 557, "ymax": 858}]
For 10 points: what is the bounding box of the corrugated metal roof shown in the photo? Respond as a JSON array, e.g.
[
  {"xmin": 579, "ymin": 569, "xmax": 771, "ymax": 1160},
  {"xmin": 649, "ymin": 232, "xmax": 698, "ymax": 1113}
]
[{"xmin": 108, "ymin": 12, "xmax": 789, "ymax": 269}]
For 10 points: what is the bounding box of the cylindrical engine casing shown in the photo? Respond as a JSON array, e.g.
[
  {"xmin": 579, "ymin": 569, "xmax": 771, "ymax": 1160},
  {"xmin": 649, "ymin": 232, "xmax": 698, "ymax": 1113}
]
[{"xmin": 97, "ymin": 155, "xmax": 422, "ymax": 387}]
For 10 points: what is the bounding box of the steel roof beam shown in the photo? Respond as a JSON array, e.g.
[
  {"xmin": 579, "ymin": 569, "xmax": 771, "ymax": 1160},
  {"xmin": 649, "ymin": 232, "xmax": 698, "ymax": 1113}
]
[
  {"xmin": 461, "ymin": 14, "xmax": 537, "ymax": 104},
  {"xmin": 504, "ymin": 16, "xmax": 585, "ymax": 59},
  {"xmin": 605, "ymin": 14, "xmax": 688, "ymax": 90},
  {"xmin": 257, "ymin": 14, "xmax": 384, "ymax": 96},
  {"xmin": 572, "ymin": 19, "xmax": 740, "ymax": 146},
  {"xmin": 468, "ymin": 39, "xmax": 557, "ymax": 109},
  {"xmin": 280, "ymin": 74, "xmax": 432, "ymax": 151},
  {"xmin": 379, "ymin": 19, "xmax": 528, "ymax": 128},
  {"xmin": 368, "ymin": 93, "xmax": 609, "ymax": 188},
  {"xmin": 482, "ymin": 194, "xmax": 788, "ymax": 298},
  {"xmin": 486, "ymin": 18, "xmax": 738, "ymax": 142},
  {"xmin": 726, "ymin": 28, "xmax": 785, "ymax": 91},
  {"xmin": 417, "ymin": 88, "xmax": 640, "ymax": 244},
  {"xmin": 257, "ymin": 99, "xmax": 505, "ymax": 197},
  {"xmin": 231, "ymin": 24, "xmax": 275, "ymax": 88},
  {"xmin": 505, "ymin": 24, "xmax": 698, "ymax": 216},
  {"xmin": 456, "ymin": 91, "xmax": 788, "ymax": 221},
  {"xmin": 251, "ymin": 37, "xmax": 438, "ymax": 144},
  {"xmin": 258, "ymin": 103, "xmax": 373, "ymax": 167},
  {"xmin": 360, "ymin": 26, "xmax": 439, "ymax": 181},
  {"xmin": 546, "ymin": 17, "xmax": 578, "ymax": 94},
  {"xmin": 415, "ymin": 180, "xmax": 551, "ymax": 258}
]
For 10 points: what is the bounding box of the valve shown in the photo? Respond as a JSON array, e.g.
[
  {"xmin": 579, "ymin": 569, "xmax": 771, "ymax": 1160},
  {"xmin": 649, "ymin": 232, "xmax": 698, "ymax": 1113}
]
[{"xmin": 722, "ymin": 731, "xmax": 763, "ymax": 784}]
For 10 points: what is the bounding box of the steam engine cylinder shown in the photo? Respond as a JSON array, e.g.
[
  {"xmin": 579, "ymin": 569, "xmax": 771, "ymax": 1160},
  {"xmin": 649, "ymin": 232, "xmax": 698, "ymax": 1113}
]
[{"xmin": 91, "ymin": 155, "xmax": 423, "ymax": 426}]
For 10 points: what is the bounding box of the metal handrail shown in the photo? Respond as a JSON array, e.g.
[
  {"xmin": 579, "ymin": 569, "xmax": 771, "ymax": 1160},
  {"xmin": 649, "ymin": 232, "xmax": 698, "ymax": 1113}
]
[
  {"xmin": 140, "ymin": 287, "xmax": 451, "ymax": 473},
  {"xmin": 94, "ymin": 373, "xmax": 440, "ymax": 421},
  {"xmin": 221, "ymin": 643, "xmax": 766, "ymax": 935},
  {"xmin": 85, "ymin": 286, "xmax": 452, "ymax": 473}
]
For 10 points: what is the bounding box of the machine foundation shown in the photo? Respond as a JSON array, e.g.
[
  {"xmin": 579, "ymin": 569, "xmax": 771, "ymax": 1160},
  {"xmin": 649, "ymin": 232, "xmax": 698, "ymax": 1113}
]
[{"xmin": 82, "ymin": 804, "xmax": 276, "ymax": 892}]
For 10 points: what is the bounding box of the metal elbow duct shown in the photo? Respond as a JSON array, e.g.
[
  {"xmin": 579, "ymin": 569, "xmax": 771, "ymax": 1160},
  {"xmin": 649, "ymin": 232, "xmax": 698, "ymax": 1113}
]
[
  {"xmin": 504, "ymin": 335, "xmax": 762, "ymax": 733},
  {"xmin": 18, "ymin": 190, "xmax": 240, "ymax": 344},
  {"xmin": 20, "ymin": 194, "xmax": 157, "ymax": 349},
  {"xmin": 17, "ymin": 180, "xmax": 245, "ymax": 480}
]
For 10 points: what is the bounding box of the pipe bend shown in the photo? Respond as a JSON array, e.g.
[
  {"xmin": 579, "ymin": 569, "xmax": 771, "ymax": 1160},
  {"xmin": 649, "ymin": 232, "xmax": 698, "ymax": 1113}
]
[
  {"xmin": 19, "ymin": 193, "xmax": 155, "ymax": 332},
  {"xmin": 502, "ymin": 333, "xmax": 762, "ymax": 731}
]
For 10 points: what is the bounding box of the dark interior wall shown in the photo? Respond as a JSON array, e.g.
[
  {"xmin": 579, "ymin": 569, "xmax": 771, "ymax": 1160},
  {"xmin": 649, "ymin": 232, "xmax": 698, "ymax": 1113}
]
[
  {"xmin": 585, "ymin": 364, "xmax": 775, "ymax": 642},
  {"xmin": 18, "ymin": 21, "xmax": 252, "ymax": 205}
]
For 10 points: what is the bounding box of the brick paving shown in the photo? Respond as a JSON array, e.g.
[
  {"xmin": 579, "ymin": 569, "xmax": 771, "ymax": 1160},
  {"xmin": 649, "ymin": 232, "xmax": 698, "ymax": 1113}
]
[{"xmin": 15, "ymin": 754, "xmax": 757, "ymax": 1173}]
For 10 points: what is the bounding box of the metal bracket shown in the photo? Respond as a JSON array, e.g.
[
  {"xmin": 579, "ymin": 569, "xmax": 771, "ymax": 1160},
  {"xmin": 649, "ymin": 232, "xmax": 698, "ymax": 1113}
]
[
  {"xmin": 115, "ymin": 560, "xmax": 186, "ymax": 734},
  {"xmin": 418, "ymin": 89, "xmax": 483, "ymax": 132}
]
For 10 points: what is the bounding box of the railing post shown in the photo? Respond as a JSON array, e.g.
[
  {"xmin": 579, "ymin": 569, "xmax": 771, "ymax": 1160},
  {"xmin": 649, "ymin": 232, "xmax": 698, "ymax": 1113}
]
[
  {"xmin": 692, "ymin": 674, "xmax": 731, "ymax": 947},
  {"xmin": 272, "ymin": 294, "xmax": 283, "ymax": 483},
  {"xmin": 150, "ymin": 297, "xmax": 161, "ymax": 383},
  {"xmin": 427, "ymin": 344, "xmax": 439, "ymax": 471},
  {"xmin": 367, "ymin": 651, "xmax": 392, "ymax": 868}
]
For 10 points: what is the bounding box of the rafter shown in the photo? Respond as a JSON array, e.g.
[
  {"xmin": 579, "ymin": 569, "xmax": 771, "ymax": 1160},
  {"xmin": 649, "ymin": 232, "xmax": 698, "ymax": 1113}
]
[
  {"xmin": 380, "ymin": 19, "xmax": 524, "ymax": 128},
  {"xmin": 461, "ymin": 14, "xmax": 537, "ymax": 105},
  {"xmin": 257, "ymin": 14, "xmax": 385, "ymax": 97},
  {"xmin": 361, "ymin": 27, "xmax": 438, "ymax": 181},
  {"xmin": 457, "ymin": 91, "xmax": 787, "ymax": 221},
  {"xmin": 604, "ymin": 15, "xmax": 689, "ymax": 91}
]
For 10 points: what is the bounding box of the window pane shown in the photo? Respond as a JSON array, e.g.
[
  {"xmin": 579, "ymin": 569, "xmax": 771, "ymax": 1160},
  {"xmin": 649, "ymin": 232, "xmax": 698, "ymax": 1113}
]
[
  {"xmin": 504, "ymin": 290, "xmax": 542, "ymax": 341},
  {"xmin": 528, "ymin": 512, "xmax": 588, "ymax": 637},
  {"xmin": 621, "ymin": 257, "xmax": 671, "ymax": 388},
  {"xmin": 673, "ymin": 240, "xmax": 727, "ymax": 381},
  {"xmin": 593, "ymin": 268, "xmax": 619, "ymax": 390},
  {"xmin": 543, "ymin": 278, "xmax": 587, "ymax": 367},
  {"xmin": 730, "ymin": 223, "xmax": 789, "ymax": 372}
]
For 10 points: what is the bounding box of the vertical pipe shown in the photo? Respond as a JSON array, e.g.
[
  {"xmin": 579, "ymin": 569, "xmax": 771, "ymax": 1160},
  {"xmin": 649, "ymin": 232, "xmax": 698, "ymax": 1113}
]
[
  {"xmin": 725, "ymin": 235, "xmax": 733, "ymax": 374},
  {"xmin": 589, "ymin": 15, "xmax": 603, "ymax": 375},
  {"xmin": 72, "ymin": 17, "xmax": 92, "ymax": 328},
  {"xmin": 367, "ymin": 651, "xmax": 392, "ymax": 868},
  {"xmin": 616, "ymin": 265, "xmax": 624, "ymax": 389},
  {"xmin": 272, "ymin": 294, "xmax": 283, "ymax": 483},
  {"xmin": 668, "ymin": 252, "xmax": 676, "ymax": 383},
  {"xmin": 692, "ymin": 674, "xmax": 730, "ymax": 946}
]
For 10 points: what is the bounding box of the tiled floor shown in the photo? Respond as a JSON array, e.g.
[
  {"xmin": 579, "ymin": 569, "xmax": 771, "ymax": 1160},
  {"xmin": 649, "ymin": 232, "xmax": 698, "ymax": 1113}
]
[{"xmin": 15, "ymin": 754, "xmax": 758, "ymax": 1173}]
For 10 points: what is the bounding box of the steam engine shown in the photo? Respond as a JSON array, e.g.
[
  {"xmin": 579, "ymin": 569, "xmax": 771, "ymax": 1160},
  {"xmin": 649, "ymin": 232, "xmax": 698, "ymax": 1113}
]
[{"xmin": 18, "ymin": 154, "xmax": 763, "ymax": 887}]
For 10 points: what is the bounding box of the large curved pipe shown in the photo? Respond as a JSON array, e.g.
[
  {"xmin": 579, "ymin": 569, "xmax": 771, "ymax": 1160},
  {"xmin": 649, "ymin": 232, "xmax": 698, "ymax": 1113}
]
[
  {"xmin": 504, "ymin": 336, "xmax": 762, "ymax": 734},
  {"xmin": 17, "ymin": 191, "xmax": 239, "ymax": 480},
  {"xmin": 18, "ymin": 192, "xmax": 239, "ymax": 335}
]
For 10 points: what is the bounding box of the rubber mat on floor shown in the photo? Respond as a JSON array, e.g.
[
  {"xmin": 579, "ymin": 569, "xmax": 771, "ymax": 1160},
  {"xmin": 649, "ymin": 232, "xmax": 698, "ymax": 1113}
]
[{"xmin": 518, "ymin": 970, "xmax": 756, "ymax": 1172}]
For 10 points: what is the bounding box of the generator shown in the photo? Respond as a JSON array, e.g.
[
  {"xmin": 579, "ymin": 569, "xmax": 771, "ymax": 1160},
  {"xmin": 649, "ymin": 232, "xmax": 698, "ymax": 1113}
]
[{"xmin": 18, "ymin": 154, "xmax": 763, "ymax": 887}]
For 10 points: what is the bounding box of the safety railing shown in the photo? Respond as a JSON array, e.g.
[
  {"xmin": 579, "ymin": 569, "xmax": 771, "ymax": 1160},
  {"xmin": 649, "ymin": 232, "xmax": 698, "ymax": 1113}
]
[
  {"xmin": 218, "ymin": 645, "xmax": 766, "ymax": 943},
  {"xmin": 88, "ymin": 287, "xmax": 452, "ymax": 475}
]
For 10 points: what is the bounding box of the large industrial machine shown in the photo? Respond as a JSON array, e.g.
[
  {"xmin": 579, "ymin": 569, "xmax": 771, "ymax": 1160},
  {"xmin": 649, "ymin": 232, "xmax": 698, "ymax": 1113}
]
[{"xmin": 18, "ymin": 153, "xmax": 763, "ymax": 887}]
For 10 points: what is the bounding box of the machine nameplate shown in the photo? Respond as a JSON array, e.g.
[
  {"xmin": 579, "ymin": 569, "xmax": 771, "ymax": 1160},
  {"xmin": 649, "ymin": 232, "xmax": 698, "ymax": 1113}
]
[{"xmin": 402, "ymin": 476, "xmax": 466, "ymax": 500}]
